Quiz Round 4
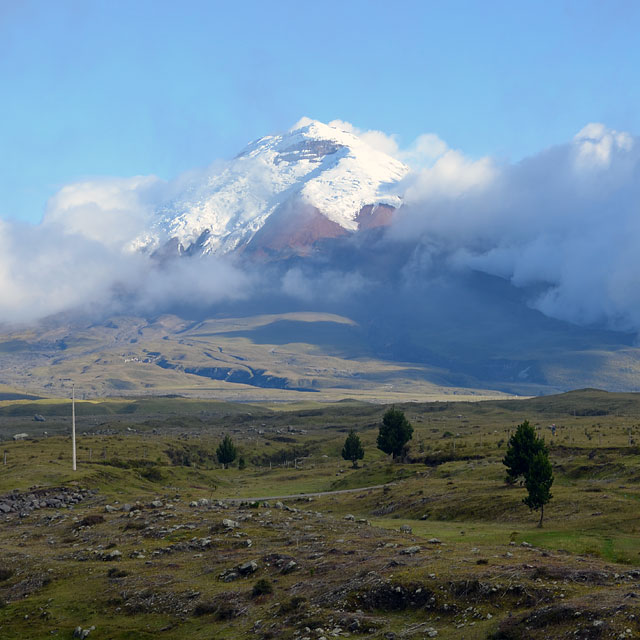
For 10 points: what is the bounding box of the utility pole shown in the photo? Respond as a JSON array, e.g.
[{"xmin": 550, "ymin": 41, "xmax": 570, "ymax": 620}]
[{"xmin": 72, "ymin": 385, "xmax": 77, "ymax": 471}]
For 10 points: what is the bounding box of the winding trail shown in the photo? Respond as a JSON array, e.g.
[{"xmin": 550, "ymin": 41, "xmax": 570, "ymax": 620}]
[{"xmin": 222, "ymin": 482, "xmax": 395, "ymax": 503}]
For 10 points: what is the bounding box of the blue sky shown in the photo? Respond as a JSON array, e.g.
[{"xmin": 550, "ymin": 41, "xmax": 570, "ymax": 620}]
[{"xmin": 1, "ymin": 0, "xmax": 639, "ymax": 223}]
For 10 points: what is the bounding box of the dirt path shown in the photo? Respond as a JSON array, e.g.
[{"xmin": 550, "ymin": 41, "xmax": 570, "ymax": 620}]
[{"xmin": 222, "ymin": 483, "xmax": 394, "ymax": 503}]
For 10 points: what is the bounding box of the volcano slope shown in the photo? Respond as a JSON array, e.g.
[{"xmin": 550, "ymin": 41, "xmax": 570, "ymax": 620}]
[{"xmin": 1, "ymin": 389, "xmax": 640, "ymax": 639}]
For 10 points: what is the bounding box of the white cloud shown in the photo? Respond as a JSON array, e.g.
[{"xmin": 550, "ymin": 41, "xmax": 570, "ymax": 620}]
[
  {"xmin": 404, "ymin": 150, "xmax": 496, "ymax": 203},
  {"xmin": 398, "ymin": 133, "xmax": 449, "ymax": 167},
  {"xmin": 393, "ymin": 123, "xmax": 640, "ymax": 330},
  {"xmin": 0, "ymin": 174, "xmax": 257, "ymax": 324},
  {"xmin": 330, "ymin": 120, "xmax": 496, "ymax": 204},
  {"xmin": 573, "ymin": 122, "xmax": 633, "ymax": 170},
  {"xmin": 0, "ymin": 218, "xmax": 141, "ymax": 323},
  {"xmin": 328, "ymin": 119, "xmax": 400, "ymax": 157},
  {"xmin": 43, "ymin": 175, "xmax": 160, "ymax": 250}
]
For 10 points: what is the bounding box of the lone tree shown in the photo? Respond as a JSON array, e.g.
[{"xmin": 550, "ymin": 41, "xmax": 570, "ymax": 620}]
[
  {"xmin": 342, "ymin": 430, "xmax": 365, "ymax": 468},
  {"xmin": 502, "ymin": 420, "xmax": 546, "ymax": 484},
  {"xmin": 216, "ymin": 435, "xmax": 237, "ymax": 469},
  {"xmin": 503, "ymin": 420, "xmax": 554, "ymax": 526},
  {"xmin": 523, "ymin": 450, "xmax": 554, "ymax": 527},
  {"xmin": 377, "ymin": 407, "xmax": 413, "ymax": 460}
]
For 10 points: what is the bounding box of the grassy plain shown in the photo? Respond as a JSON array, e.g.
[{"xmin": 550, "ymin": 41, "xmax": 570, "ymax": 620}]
[{"xmin": 1, "ymin": 389, "xmax": 640, "ymax": 638}]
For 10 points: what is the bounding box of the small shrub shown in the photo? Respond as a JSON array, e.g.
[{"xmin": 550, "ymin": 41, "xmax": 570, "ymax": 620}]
[
  {"xmin": 251, "ymin": 578, "xmax": 273, "ymax": 597},
  {"xmin": 0, "ymin": 568, "xmax": 13, "ymax": 582},
  {"xmin": 76, "ymin": 514, "xmax": 105, "ymax": 528},
  {"xmin": 139, "ymin": 466, "xmax": 165, "ymax": 482},
  {"xmin": 194, "ymin": 599, "xmax": 239, "ymax": 620},
  {"xmin": 194, "ymin": 601, "xmax": 217, "ymax": 616},
  {"xmin": 279, "ymin": 596, "xmax": 306, "ymax": 614}
]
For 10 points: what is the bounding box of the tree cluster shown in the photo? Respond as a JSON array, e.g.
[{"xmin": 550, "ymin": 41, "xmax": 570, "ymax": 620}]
[{"xmin": 339, "ymin": 407, "xmax": 414, "ymax": 470}]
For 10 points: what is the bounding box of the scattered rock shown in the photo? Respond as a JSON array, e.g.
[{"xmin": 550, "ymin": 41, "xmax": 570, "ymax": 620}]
[
  {"xmin": 281, "ymin": 560, "xmax": 298, "ymax": 574},
  {"xmin": 400, "ymin": 546, "xmax": 421, "ymax": 555},
  {"xmin": 237, "ymin": 561, "xmax": 259, "ymax": 576},
  {"xmin": 220, "ymin": 559, "xmax": 259, "ymax": 581},
  {"xmin": 222, "ymin": 518, "xmax": 239, "ymax": 529},
  {"xmin": 0, "ymin": 487, "xmax": 93, "ymax": 518}
]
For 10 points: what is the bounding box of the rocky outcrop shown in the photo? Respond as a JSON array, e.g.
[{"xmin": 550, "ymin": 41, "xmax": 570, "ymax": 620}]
[{"xmin": 0, "ymin": 487, "xmax": 95, "ymax": 518}]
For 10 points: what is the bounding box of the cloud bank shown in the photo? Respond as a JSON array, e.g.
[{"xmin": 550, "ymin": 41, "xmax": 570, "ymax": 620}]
[
  {"xmin": 388, "ymin": 122, "xmax": 640, "ymax": 330},
  {"xmin": 1, "ymin": 120, "xmax": 639, "ymax": 333}
]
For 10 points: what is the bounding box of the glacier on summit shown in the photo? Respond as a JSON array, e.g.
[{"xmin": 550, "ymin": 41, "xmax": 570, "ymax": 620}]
[{"xmin": 137, "ymin": 117, "xmax": 409, "ymax": 256}]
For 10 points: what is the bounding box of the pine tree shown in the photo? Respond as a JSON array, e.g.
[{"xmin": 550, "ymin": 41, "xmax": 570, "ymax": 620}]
[
  {"xmin": 502, "ymin": 420, "xmax": 546, "ymax": 484},
  {"xmin": 216, "ymin": 435, "xmax": 237, "ymax": 469},
  {"xmin": 342, "ymin": 430, "xmax": 365, "ymax": 468},
  {"xmin": 377, "ymin": 408, "xmax": 413, "ymax": 460},
  {"xmin": 523, "ymin": 450, "xmax": 554, "ymax": 527}
]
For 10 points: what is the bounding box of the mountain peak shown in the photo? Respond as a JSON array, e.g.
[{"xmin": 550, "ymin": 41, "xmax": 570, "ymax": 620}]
[
  {"xmin": 288, "ymin": 117, "xmax": 354, "ymax": 141},
  {"xmin": 289, "ymin": 116, "xmax": 327, "ymax": 132},
  {"xmin": 141, "ymin": 119, "xmax": 410, "ymax": 257}
]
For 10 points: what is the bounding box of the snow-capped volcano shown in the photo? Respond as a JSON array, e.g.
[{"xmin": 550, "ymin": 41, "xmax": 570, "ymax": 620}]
[{"xmin": 139, "ymin": 118, "xmax": 409, "ymax": 256}]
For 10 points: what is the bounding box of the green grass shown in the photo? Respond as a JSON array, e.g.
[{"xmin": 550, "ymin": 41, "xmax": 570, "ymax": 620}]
[{"xmin": 2, "ymin": 390, "xmax": 640, "ymax": 638}]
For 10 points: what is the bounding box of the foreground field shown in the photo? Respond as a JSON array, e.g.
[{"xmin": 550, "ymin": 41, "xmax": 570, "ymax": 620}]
[{"xmin": 1, "ymin": 389, "xmax": 640, "ymax": 639}]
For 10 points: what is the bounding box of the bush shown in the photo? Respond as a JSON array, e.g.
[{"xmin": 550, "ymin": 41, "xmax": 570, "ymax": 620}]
[
  {"xmin": 252, "ymin": 578, "xmax": 273, "ymax": 597},
  {"xmin": 0, "ymin": 568, "xmax": 13, "ymax": 582},
  {"xmin": 193, "ymin": 601, "xmax": 217, "ymax": 616},
  {"xmin": 278, "ymin": 596, "xmax": 306, "ymax": 614},
  {"xmin": 75, "ymin": 514, "xmax": 105, "ymax": 528},
  {"xmin": 194, "ymin": 598, "xmax": 240, "ymax": 619},
  {"xmin": 139, "ymin": 466, "xmax": 165, "ymax": 482}
]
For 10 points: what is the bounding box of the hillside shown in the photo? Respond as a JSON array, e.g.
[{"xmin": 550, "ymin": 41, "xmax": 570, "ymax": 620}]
[
  {"xmin": 0, "ymin": 312, "xmax": 502, "ymax": 402},
  {"xmin": 1, "ymin": 389, "xmax": 640, "ymax": 639}
]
